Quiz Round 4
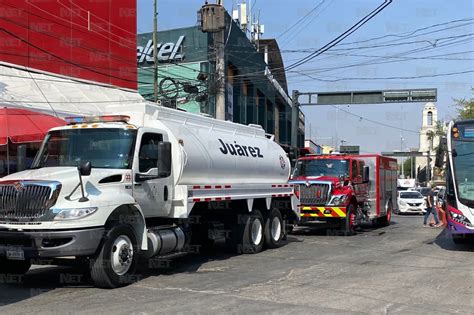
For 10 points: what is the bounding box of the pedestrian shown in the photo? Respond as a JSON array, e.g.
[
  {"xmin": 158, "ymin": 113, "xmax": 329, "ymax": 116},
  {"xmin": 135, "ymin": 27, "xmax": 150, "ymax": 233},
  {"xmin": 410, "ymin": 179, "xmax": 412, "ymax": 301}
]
[{"xmin": 423, "ymin": 184, "xmax": 442, "ymax": 228}]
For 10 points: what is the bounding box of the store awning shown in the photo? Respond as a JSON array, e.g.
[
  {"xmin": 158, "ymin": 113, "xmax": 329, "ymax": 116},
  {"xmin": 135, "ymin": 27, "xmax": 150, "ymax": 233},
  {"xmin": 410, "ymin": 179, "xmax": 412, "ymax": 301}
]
[{"xmin": 0, "ymin": 107, "xmax": 66, "ymax": 145}]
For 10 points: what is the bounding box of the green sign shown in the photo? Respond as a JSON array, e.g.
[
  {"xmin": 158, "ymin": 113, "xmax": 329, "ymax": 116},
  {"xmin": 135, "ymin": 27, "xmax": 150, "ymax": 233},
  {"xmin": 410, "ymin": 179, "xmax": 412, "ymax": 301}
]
[{"xmin": 340, "ymin": 146, "xmax": 360, "ymax": 154}]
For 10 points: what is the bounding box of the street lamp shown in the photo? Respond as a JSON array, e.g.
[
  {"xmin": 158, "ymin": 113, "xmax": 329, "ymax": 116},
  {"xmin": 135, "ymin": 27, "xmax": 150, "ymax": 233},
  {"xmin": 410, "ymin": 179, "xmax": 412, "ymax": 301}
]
[
  {"xmin": 340, "ymin": 139, "xmax": 347, "ymax": 151},
  {"xmin": 400, "ymin": 135, "xmax": 405, "ymax": 178}
]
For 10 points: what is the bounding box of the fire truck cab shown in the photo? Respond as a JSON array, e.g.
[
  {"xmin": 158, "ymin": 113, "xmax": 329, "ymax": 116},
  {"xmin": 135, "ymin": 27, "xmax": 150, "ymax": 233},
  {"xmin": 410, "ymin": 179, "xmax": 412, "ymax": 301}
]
[{"xmin": 290, "ymin": 154, "xmax": 398, "ymax": 235}]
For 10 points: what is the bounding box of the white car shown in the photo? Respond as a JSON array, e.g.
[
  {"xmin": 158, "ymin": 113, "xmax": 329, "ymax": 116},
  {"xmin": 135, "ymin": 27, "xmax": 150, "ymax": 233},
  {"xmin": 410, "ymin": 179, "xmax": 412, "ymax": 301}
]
[{"xmin": 397, "ymin": 191, "xmax": 426, "ymax": 214}]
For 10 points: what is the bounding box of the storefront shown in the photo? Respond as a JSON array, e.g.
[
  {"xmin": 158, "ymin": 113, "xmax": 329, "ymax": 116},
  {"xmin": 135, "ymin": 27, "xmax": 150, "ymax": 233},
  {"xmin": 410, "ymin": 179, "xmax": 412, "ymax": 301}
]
[{"xmin": 137, "ymin": 16, "xmax": 304, "ymax": 150}]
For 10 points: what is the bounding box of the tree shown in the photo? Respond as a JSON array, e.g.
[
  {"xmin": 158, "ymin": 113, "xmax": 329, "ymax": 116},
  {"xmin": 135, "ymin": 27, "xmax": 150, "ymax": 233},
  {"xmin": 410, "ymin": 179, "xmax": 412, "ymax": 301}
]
[
  {"xmin": 403, "ymin": 158, "xmax": 412, "ymax": 178},
  {"xmin": 454, "ymin": 90, "xmax": 474, "ymax": 120},
  {"xmin": 426, "ymin": 120, "xmax": 446, "ymax": 151}
]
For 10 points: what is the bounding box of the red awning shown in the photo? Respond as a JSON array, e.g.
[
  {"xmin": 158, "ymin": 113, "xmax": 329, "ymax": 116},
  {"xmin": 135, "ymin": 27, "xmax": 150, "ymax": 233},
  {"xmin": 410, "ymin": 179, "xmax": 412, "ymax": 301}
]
[{"xmin": 0, "ymin": 107, "xmax": 66, "ymax": 145}]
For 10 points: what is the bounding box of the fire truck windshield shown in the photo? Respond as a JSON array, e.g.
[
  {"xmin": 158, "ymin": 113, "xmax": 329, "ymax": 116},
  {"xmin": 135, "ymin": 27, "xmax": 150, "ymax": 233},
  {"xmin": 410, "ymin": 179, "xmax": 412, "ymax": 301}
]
[
  {"xmin": 293, "ymin": 159, "xmax": 349, "ymax": 178},
  {"xmin": 453, "ymin": 137, "xmax": 474, "ymax": 205},
  {"xmin": 32, "ymin": 128, "xmax": 137, "ymax": 169}
]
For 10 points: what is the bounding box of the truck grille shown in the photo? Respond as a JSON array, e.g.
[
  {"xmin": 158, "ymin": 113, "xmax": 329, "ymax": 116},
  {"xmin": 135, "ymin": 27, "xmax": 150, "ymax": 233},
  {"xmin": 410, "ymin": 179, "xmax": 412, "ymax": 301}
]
[
  {"xmin": 0, "ymin": 181, "xmax": 61, "ymax": 221},
  {"xmin": 299, "ymin": 183, "xmax": 331, "ymax": 205}
]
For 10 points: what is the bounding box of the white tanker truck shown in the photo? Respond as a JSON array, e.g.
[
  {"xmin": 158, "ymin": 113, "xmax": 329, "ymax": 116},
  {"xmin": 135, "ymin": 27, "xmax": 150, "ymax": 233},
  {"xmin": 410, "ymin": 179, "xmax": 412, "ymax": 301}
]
[{"xmin": 0, "ymin": 103, "xmax": 298, "ymax": 288}]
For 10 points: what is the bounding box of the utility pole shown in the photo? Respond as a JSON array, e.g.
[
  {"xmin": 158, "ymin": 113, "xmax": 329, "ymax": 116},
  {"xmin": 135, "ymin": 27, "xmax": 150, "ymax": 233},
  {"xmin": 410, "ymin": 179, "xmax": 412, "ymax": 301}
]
[
  {"xmin": 291, "ymin": 90, "xmax": 299, "ymax": 150},
  {"xmin": 153, "ymin": 0, "xmax": 158, "ymax": 103},
  {"xmin": 215, "ymin": 28, "xmax": 226, "ymax": 120},
  {"xmin": 200, "ymin": 1, "xmax": 226, "ymax": 119}
]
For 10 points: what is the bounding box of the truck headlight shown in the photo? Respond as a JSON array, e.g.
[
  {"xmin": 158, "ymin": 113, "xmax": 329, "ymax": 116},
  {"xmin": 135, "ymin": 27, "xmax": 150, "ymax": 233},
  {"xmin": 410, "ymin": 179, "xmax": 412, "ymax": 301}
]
[
  {"xmin": 449, "ymin": 210, "xmax": 473, "ymax": 227},
  {"xmin": 54, "ymin": 207, "xmax": 98, "ymax": 220},
  {"xmin": 330, "ymin": 195, "xmax": 348, "ymax": 206}
]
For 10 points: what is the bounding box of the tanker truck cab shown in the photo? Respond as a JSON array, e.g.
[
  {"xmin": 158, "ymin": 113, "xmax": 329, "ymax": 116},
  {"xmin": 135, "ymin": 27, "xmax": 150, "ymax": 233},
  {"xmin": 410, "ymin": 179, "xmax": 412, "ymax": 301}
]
[{"xmin": 0, "ymin": 104, "xmax": 299, "ymax": 288}]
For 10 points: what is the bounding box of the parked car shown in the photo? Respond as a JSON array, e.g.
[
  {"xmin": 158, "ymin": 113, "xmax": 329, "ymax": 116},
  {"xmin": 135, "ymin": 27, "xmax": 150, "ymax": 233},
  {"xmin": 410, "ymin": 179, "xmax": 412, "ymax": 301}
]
[{"xmin": 397, "ymin": 191, "xmax": 426, "ymax": 214}]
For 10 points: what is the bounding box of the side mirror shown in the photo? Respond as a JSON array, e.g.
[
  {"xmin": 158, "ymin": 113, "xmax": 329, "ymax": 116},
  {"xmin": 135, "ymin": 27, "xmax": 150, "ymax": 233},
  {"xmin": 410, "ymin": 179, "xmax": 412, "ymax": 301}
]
[
  {"xmin": 79, "ymin": 161, "xmax": 92, "ymax": 176},
  {"xmin": 362, "ymin": 165, "xmax": 370, "ymax": 183},
  {"xmin": 435, "ymin": 137, "xmax": 447, "ymax": 168},
  {"xmin": 157, "ymin": 141, "xmax": 172, "ymax": 178}
]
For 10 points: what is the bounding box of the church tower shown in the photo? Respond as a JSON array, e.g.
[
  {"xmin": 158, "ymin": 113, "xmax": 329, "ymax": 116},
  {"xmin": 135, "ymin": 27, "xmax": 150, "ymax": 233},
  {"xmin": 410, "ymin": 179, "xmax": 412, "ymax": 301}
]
[{"xmin": 416, "ymin": 102, "xmax": 438, "ymax": 183}]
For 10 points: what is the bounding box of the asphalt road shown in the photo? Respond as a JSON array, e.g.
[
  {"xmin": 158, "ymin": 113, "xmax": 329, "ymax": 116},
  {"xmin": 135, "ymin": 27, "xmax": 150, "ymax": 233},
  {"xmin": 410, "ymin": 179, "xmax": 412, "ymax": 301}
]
[{"xmin": 1, "ymin": 215, "xmax": 473, "ymax": 314}]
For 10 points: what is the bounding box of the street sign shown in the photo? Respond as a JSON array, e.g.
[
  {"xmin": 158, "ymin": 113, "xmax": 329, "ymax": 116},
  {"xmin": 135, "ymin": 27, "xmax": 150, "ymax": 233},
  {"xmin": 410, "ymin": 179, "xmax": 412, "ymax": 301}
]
[
  {"xmin": 294, "ymin": 88, "xmax": 437, "ymax": 106},
  {"xmin": 340, "ymin": 145, "xmax": 360, "ymax": 154},
  {"xmin": 381, "ymin": 151, "xmax": 425, "ymax": 157}
]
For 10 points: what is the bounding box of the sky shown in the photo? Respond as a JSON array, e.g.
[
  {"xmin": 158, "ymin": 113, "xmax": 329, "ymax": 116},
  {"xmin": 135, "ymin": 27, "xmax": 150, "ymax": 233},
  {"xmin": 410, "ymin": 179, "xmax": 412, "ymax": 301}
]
[{"xmin": 137, "ymin": 0, "xmax": 474, "ymax": 154}]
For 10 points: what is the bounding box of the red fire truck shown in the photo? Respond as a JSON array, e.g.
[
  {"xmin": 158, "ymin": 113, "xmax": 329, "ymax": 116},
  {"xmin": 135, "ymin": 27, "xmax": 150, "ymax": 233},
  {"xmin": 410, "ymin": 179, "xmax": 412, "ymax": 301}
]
[{"xmin": 290, "ymin": 154, "xmax": 398, "ymax": 235}]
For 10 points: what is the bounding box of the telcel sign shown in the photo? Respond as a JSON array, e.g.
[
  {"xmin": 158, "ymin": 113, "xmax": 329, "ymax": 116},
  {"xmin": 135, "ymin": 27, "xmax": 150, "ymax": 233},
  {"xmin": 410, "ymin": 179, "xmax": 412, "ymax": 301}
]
[{"xmin": 137, "ymin": 36, "xmax": 185, "ymax": 65}]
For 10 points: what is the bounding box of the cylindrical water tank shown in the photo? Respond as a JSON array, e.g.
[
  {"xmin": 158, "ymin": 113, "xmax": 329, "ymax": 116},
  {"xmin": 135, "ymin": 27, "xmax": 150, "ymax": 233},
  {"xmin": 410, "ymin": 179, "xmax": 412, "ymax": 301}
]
[{"xmin": 155, "ymin": 109, "xmax": 290, "ymax": 185}]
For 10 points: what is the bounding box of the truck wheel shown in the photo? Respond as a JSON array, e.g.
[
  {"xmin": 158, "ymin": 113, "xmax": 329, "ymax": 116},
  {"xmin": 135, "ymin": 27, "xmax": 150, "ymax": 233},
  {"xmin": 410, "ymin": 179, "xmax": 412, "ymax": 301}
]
[
  {"xmin": 340, "ymin": 204, "xmax": 356, "ymax": 236},
  {"xmin": 232, "ymin": 210, "xmax": 265, "ymax": 254},
  {"xmin": 379, "ymin": 201, "xmax": 392, "ymax": 227},
  {"xmin": 264, "ymin": 209, "xmax": 285, "ymax": 249},
  {"xmin": 0, "ymin": 258, "xmax": 31, "ymax": 276},
  {"xmin": 90, "ymin": 224, "xmax": 139, "ymax": 288}
]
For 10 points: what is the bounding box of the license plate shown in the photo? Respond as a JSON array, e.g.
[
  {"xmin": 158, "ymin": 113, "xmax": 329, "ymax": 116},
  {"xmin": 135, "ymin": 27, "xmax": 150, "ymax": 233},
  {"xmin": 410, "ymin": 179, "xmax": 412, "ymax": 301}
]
[{"xmin": 6, "ymin": 248, "xmax": 25, "ymax": 261}]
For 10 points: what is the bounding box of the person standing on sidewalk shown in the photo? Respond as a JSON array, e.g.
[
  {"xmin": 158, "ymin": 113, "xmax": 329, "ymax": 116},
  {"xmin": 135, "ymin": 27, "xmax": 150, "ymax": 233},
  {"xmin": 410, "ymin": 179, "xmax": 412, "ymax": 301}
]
[{"xmin": 423, "ymin": 184, "xmax": 442, "ymax": 228}]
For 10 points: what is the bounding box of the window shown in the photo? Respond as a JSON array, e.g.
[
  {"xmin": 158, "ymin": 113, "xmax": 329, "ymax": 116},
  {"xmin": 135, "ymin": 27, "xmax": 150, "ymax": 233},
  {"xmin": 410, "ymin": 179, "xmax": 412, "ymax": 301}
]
[
  {"xmin": 138, "ymin": 133, "xmax": 162, "ymax": 173},
  {"xmin": 32, "ymin": 129, "xmax": 137, "ymax": 169},
  {"xmin": 427, "ymin": 111, "xmax": 433, "ymax": 126},
  {"xmin": 351, "ymin": 160, "xmax": 358, "ymax": 178}
]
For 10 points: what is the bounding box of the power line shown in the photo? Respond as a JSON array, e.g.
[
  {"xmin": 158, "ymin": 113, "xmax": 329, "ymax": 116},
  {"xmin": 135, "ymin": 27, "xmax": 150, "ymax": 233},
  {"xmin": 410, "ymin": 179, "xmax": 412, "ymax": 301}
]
[
  {"xmin": 329, "ymin": 105, "xmax": 420, "ymax": 134},
  {"xmin": 285, "ymin": 0, "xmax": 393, "ymax": 71},
  {"xmin": 279, "ymin": 0, "xmax": 333, "ymax": 48},
  {"xmin": 292, "ymin": 69, "xmax": 474, "ymax": 82},
  {"xmin": 276, "ymin": 0, "xmax": 327, "ymax": 40},
  {"xmin": 286, "ymin": 35, "xmax": 474, "ymax": 77}
]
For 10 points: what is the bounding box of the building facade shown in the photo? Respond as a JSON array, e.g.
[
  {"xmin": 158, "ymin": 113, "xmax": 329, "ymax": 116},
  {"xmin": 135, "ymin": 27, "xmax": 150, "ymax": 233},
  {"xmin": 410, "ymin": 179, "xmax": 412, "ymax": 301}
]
[
  {"xmin": 416, "ymin": 102, "xmax": 441, "ymax": 184},
  {"xmin": 137, "ymin": 13, "xmax": 304, "ymax": 150}
]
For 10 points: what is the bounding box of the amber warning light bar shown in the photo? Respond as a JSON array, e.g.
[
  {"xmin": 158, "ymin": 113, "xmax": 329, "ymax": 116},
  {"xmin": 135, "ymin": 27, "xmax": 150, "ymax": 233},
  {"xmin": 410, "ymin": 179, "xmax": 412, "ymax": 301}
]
[{"xmin": 65, "ymin": 115, "xmax": 130, "ymax": 125}]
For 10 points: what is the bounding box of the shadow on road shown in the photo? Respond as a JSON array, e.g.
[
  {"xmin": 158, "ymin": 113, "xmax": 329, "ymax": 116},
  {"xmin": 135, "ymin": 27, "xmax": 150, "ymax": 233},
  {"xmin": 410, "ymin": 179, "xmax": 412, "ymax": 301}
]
[
  {"xmin": 292, "ymin": 220, "xmax": 397, "ymax": 237},
  {"xmin": 434, "ymin": 228, "xmax": 474, "ymax": 252},
  {"xmin": 0, "ymin": 245, "xmax": 268, "ymax": 307},
  {"xmin": 0, "ymin": 265, "xmax": 91, "ymax": 307}
]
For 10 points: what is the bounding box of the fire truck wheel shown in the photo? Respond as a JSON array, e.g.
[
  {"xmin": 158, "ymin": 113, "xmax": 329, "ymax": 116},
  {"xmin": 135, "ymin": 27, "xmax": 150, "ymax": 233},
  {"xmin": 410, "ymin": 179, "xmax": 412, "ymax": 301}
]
[
  {"xmin": 90, "ymin": 224, "xmax": 139, "ymax": 288},
  {"xmin": 0, "ymin": 258, "xmax": 31, "ymax": 276},
  {"xmin": 264, "ymin": 209, "xmax": 285, "ymax": 248},
  {"xmin": 340, "ymin": 204, "xmax": 356, "ymax": 236},
  {"xmin": 379, "ymin": 201, "xmax": 392, "ymax": 227},
  {"xmin": 232, "ymin": 210, "xmax": 265, "ymax": 254}
]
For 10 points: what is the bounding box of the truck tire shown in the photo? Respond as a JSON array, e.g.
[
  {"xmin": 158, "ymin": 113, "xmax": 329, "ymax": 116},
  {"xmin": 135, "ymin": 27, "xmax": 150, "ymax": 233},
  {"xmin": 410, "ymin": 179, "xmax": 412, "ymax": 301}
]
[
  {"xmin": 379, "ymin": 201, "xmax": 392, "ymax": 227},
  {"xmin": 232, "ymin": 210, "xmax": 265, "ymax": 254},
  {"xmin": 340, "ymin": 204, "xmax": 356, "ymax": 236},
  {"xmin": 0, "ymin": 258, "xmax": 31, "ymax": 276},
  {"xmin": 90, "ymin": 224, "xmax": 139, "ymax": 288},
  {"xmin": 264, "ymin": 209, "xmax": 285, "ymax": 249}
]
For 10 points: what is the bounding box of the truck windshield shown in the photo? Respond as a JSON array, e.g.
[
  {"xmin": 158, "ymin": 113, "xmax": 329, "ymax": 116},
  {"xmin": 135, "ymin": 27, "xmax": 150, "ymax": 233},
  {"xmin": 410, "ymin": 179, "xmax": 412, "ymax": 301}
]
[
  {"xmin": 452, "ymin": 137, "xmax": 474, "ymax": 205},
  {"xmin": 293, "ymin": 159, "xmax": 349, "ymax": 177},
  {"xmin": 32, "ymin": 128, "xmax": 137, "ymax": 169}
]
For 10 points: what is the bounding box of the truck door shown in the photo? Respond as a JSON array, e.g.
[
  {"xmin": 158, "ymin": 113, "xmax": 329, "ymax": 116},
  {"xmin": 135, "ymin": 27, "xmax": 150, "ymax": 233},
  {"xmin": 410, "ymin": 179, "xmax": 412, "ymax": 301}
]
[
  {"xmin": 133, "ymin": 129, "xmax": 173, "ymax": 218},
  {"xmin": 352, "ymin": 160, "xmax": 367, "ymax": 203}
]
